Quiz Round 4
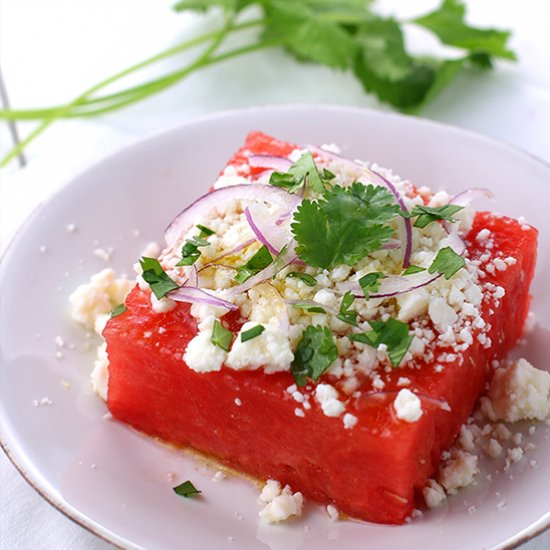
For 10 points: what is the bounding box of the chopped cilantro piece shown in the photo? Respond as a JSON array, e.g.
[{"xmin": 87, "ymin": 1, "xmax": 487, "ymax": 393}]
[
  {"xmin": 359, "ymin": 272, "xmax": 385, "ymax": 299},
  {"xmin": 291, "ymin": 182, "xmax": 400, "ymax": 269},
  {"xmin": 349, "ymin": 317, "xmax": 413, "ymax": 367},
  {"xmin": 234, "ymin": 245, "xmax": 273, "ymax": 284},
  {"xmin": 196, "ymin": 224, "xmax": 215, "ymax": 237},
  {"xmin": 291, "ymin": 325, "xmax": 338, "ymax": 386},
  {"xmin": 110, "ymin": 303, "xmax": 127, "ymax": 318},
  {"xmin": 292, "ymin": 302, "xmax": 327, "ymax": 314},
  {"xmin": 428, "ymin": 246, "xmax": 465, "ymax": 279},
  {"xmin": 410, "ymin": 204, "xmax": 464, "ymax": 228},
  {"xmin": 269, "ymin": 152, "xmax": 329, "ymax": 194},
  {"xmin": 241, "ymin": 324, "xmax": 265, "ymax": 342},
  {"xmin": 140, "ymin": 257, "xmax": 179, "ymax": 299},
  {"xmin": 211, "ymin": 320, "xmax": 233, "ymax": 351},
  {"xmin": 403, "ymin": 265, "xmax": 426, "ymax": 275},
  {"xmin": 337, "ymin": 291, "xmax": 358, "ymax": 326},
  {"xmin": 286, "ymin": 272, "xmax": 317, "ymax": 287},
  {"xmin": 173, "ymin": 480, "xmax": 201, "ymax": 498},
  {"xmin": 177, "ymin": 236, "xmax": 210, "ymax": 266}
]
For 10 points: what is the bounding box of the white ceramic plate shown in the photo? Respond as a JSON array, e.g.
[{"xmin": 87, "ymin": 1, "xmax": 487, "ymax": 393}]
[{"xmin": 1, "ymin": 105, "xmax": 549, "ymax": 550}]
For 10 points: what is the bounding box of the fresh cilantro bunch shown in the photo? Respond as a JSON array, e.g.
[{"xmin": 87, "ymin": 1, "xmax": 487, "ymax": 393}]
[
  {"xmin": 291, "ymin": 181, "xmax": 400, "ymax": 269},
  {"xmin": 0, "ymin": 0, "xmax": 515, "ymax": 166}
]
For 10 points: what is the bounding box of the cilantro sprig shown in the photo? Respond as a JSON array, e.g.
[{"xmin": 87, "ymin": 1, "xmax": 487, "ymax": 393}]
[
  {"xmin": 0, "ymin": 1, "xmax": 515, "ymax": 167},
  {"xmin": 291, "ymin": 325, "xmax": 338, "ymax": 386},
  {"xmin": 177, "ymin": 236, "xmax": 210, "ymax": 266},
  {"xmin": 337, "ymin": 292, "xmax": 358, "ymax": 326},
  {"xmin": 409, "ymin": 204, "xmax": 464, "ymax": 228},
  {"xmin": 140, "ymin": 257, "xmax": 179, "ymax": 299},
  {"xmin": 428, "ymin": 246, "xmax": 466, "ymax": 279},
  {"xmin": 211, "ymin": 320, "xmax": 234, "ymax": 351},
  {"xmin": 173, "ymin": 480, "xmax": 202, "ymax": 498},
  {"xmin": 349, "ymin": 317, "xmax": 413, "ymax": 367},
  {"xmin": 291, "ymin": 182, "xmax": 400, "ymax": 269},
  {"xmin": 269, "ymin": 152, "xmax": 331, "ymax": 194},
  {"xmin": 234, "ymin": 245, "xmax": 273, "ymax": 283},
  {"xmin": 359, "ymin": 272, "xmax": 385, "ymax": 299}
]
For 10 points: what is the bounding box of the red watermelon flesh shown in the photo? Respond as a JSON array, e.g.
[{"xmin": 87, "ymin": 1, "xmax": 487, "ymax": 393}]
[{"xmin": 104, "ymin": 132, "xmax": 538, "ymax": 524}]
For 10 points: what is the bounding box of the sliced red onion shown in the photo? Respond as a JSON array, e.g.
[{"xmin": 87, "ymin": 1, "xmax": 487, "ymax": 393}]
[
  {"xmin": 204, "ymin": 238, "xmax": 255, "ymax": 267},
  {"xmin": 244, "ymin": 206, "xmax": 281, "ymax": 256},
  {"xmin": 359, "ymin": 390, "xmax": 451, "ymax": 411},
  {"xmin": 450, "ymin": 187, "xmax": 493, "ymax": 207},
  {"xmin": 169, "ymin": 287, "xmax": 238, "ymax": 311},
  {"xmin": 189, "ymin": 265, "xmax": 199, "ymax": 287},
  {"xmin": 225, "ymin": 239, "xmax": 297, "ymax": 298},
  {"xmin": 381, "ymin": 239, "xmax": 401, "ymax": 250},
  {"xmin": 338, "ymin": 271, "xmax": 441, "ymax": 299},
  {"xmin": 248, "ymin": 154, "xmax": 292, "ymax": 172},
  {"xmin": 440, "ymin": 228, "xmax": 466, "ymax": 256},
  {"xmin": 165, "ymin": 184, "xmax": 301, "ymax": 248}
]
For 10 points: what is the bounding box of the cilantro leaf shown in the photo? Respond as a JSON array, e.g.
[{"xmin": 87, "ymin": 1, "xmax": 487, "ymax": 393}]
[
  {"xmin": 413, "ymin": 0, "xmax": 516, "ymax": 60},
  {"xmin": 197, "ymin": 224, "xmax": 215, "ymax": 237},
  {"xmin": 359, "ymin": 272, "xmax": 384, "ymax": 299},
  {"xmin": 140, "ymin": 257, "xmax": 179, "ymax": 299},
  {"xmin": 110, "ymin": 303, "xmax": 128, "ymax": 319},
  {"xmin": 286, "ymin": 272, "xmax": 317, "ymax": 287},
  {"xmin": 234, "ymin": 245, "xmax": 273, "ymax": 283},
  {"xmin": 269, "ymin": 152, "xmax": 327, "ymax": 194},
  {"xmin": 403, "ymin": 265, "xmax": 425, "ymax": 275},
  {"xmin": 291, "ymin": 182, "xmax": 399, "ymax": 269},
  {"xmin": 428, "ymin": 246, "xmax": 465, "ymax": 279},
  {"xmin": 173, "ymin": 480, "xmax": 202, "ymax": 498},
  {"xmin": 337, "ymin": 291, "xmax": 358, "ymax": 326},
  {"xmin": 349, "ymin": 317, "xmax": 413, "ymax": 367},
  {"xmin": 410, "ymin": 204, "xmax": 464, "ymax": 228},
  {"xmin": 241, "ymin": 324, "xmax": 265, "ymax": 342},
  {"xmin": 211, "ymin": 320, "xmax": 234, "ymax": 351},
  {"xmin": 291, "ymin": 325, "xmax": 338, "ymax": 386},
  {"xmin": 177, "ymin": 236, "xmax": 210, "ymax": 266},
  {"xmin": 292, "ymin": 302, "xmax": 326, "ymax": 314}
]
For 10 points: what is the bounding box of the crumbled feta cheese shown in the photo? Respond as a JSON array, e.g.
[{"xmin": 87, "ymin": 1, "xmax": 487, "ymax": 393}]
[
  {"xmin": 394, "ymin": 389, "xmax": 423, "ymax": 422},
  {"xmin": 488, "ymin": 358, "xmax": 550, "ymax": 421},
  {"xmin": 259, "ymin": 479, "xmax": 282, "ymax": 503},
  {"xmin": 438, "ymin": 451, "xmax": 478, "ymax": 494},
  {"xmin": 326, "ymin": 504, "xmax": 340, "ymax": 521},
  {"xmin": 226, "ymin": 322, "xmax": 293, "ymax": 373},
  {"xmin": 423, "ymin": 479, "xmax": 446, "ymax": 508},
  {"xmin": 91, "ymin": 342, "xmax": 109, "ymax": 400},
  {"xmin": 315, "ymin": 384, "xmax": 345, "ymax": 417},
  {"xmin": 151, "ymin": 294, "xmax": 177, "ymax": 314},
  {"xmin": 428, "ymin": 297, "xmax": 458, "ymax": 333},
  {"xmin": 397, "ymin": 288, "xmax": 429, "ymax": 323},
  {"xmin": 343, "ymin": 413, "xmax": 358, "ymax": 429},
  {"xmin": 183, "ymin": 316, "xmax": 227, "ymax": 373},
  {"xmin": 258, "ymin": 480, "xmax": 303, "ymax": 524}
]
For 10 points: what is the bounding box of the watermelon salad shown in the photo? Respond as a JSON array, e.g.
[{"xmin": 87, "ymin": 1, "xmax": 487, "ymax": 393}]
[{"xmin": 69, "ymin": 132, "xmax": 549, "ymax": 525}]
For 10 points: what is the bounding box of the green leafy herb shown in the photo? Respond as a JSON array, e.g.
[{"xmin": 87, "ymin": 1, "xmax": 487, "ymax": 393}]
[
  {"xmin": 269, "ymin": 152, "xmax": 328, "ymax": 194},
  {"xmin": 358, "ymin": 272, "xmax": 385, "ymax": 299},
  {"xmin": 177, "ymin": 236, "xmax": 210, "ymax": 266},
  {"xmin": 234, "ymin": 245, "xmax": 273, "ymax": 283},
  {"xmin": 110, "ymin": 303, "xmax": 128, "ymax": 318},
  {"xmin": 409, "ymin": 204, "xmax": 464, "ymax": 228},
  {"xmin": 337, "ymin": 291, "xmax": 358, "ymax": 326},
  {"xmin": 211, "ymin": 320, "xmax": 234, "ymax": 351},
  {"xmin": 291, "ymin": 325, "xmax": 338, "ymax": 386},
  {"xmin": 173, "ymin": 480, "xmax": 202, "ymax": 498},
  {"xmin": 0, "ymin": 1, "xmax": 515, "ymax": 168},
  {"xmin": 286, "ymin": 272, "xmax": 317, "ymax": 287},
  {"xmin": 349, "ymin": 317, "xmax": 413, "ymax": 367},
  {"xmin": 403, "ymin": 265, "xmax": 425, "ymax": 275},
  {"xmin": 291, "ymin": 182, "xmax": 400, "ymax": 269},
  {"xmin": 241, "ymin": 324, "xmax": 265, "ymax": 342},
  {"xmin": 292, "ymin": 302, "xmax": 327, "ymax": 314},
  {"xmin": 197, "ymin": 224, "xmax": 215, "ymax": 237},
  {"xmin": 428, "ymin": 246, "xmax": 466, "ymax": 279},
  {"xmin": 140, "ymin": 257, "xmax": 179, "ymax": 299}
]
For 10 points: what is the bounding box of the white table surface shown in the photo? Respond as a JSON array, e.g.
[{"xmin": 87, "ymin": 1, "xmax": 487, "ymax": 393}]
[{"xmin": 1, "ymin": 1, "xmax": 549, "ymax": 548}]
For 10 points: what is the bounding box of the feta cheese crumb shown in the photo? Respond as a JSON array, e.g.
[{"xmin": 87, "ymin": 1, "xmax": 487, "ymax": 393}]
[
  {"xmin": 315, "ymin": 384, "xmax": 345, "ymax": 417},
  {"xmin": 183, "ymin": 316, "xmax": 227, "ymax": 373},
  {"xmin": 488, "ymin": 358, "xmax": 550, "ymax": 422},
  {"xmin": 343, "ymin": 413, "xmax": 358, "ymax": 429},
  {"xmin": 422, "ymin": 479, "xmax": 446, "ymax": 508},
  {"xmin": 438, "ymin": 451, "xmax": 479, "ymax": 494},
  {"xmin": 394, "ymin": 389, "xmax": 423, "ymax": 423},
  {"xmin": 258, "ymin": 480, "xmax": 303, "ymax": 524},
  {"xmin": 326, "ymin": 504, "xmax": 339, "ymax": 521}
]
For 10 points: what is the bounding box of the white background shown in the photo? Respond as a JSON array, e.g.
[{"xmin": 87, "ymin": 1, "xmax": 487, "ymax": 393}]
[{"xmin": 1, "ymin": 1, "xmax": 549, "ymax": 548}]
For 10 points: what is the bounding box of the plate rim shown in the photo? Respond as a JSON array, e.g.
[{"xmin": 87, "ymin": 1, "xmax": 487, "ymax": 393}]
[{"xmin": 1, "ymin": 103, "xmax": 550, "ymax": 550}]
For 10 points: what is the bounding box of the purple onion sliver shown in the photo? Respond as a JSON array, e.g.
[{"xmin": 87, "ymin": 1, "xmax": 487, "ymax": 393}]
[
  {"xmin": 248, "ymin": 154, "xmax": 292, "ymax": 172},
  {"xmin": 244, "ymin": 207, "xmax": 280, "ymax": 256},
  {"xmin": 169, "ymin": 287, "xmax": 237, "ymax": 310}
]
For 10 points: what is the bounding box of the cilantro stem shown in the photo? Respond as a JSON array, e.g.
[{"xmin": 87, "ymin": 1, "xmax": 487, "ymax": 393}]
[{"xmin": 0, "ymin": 17, "xmax": 269, "ymax": 167}]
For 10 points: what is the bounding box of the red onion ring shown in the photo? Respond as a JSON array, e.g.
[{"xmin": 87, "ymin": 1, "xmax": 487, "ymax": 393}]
[
  {"xmin": 444, "ymin": 188, "xmax": 493, "ymax": 233},
  {"xmin": 169, "ymin": 287, "xmax": 238, "ymax": 311},
  {"xmin": 165, "ymin": 184, "xmax": 301, "ymax": 248},
  {"xmin": 248, "ymin": 154, "xmax": 292, "ymax": 172},
  {"xmin": 244, "ymin": 206, "xmax": 281, "ymax": 256}
]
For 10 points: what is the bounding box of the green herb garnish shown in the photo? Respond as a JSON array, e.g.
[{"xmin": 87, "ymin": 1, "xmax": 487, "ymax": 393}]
[
  {"xmin": 291, "ymin": 182, "xmax": 400, "ymax": 269},
  {"xmin": 291, "ymin": 325, "xmax": 338, "ymax": 386},
  {"xmin": 403, "ymin": 265, "xmax": 426, "ymax": 275},
  {"xmin": 140, "ymin": 257, "xmax": 179, "ymax": 299},
  {"xmin": 337, "ymin": 291, "xmax": 358, "ymax": 326},
  {"xmin": 196, "ymin": 224, "xmax": 215, "ymax": 237},
  {"xmin": 241, "ymin": 324, "xmax": 265, "ymax": 342},
  {"xmin": 292, "ymin": 302, "xmax": 327, "ymax": 314},
  {"xmin": 349, "ymin": 317, "xmax": 413, "ymax": 367},
  {"xmin": 211, "ymin": 320, "xmax": 233, "ymax": 351},
  {"xmin": 428, "ymin": 246, "xmax": 466, "ymax": 279},
  {"xmin": 173, "ymin": 480, "xmax": 202, "ymax": 498},
  {"xmin": 234, "ymin": 245, "xmax": 273, "ymax": 284},
  {"xmin": 409, "ymin": 204, "xmax": 464, "ymax": 228},
  {"xmin": 286, "ymin": 272, "xmax": 317, "ymax": 287},
  {"xmin": 269, "ymin": 152, "xmax": 328, "ymax": 194},
  {"xmin": 358, "ymin": 272, "xmax": 385, "ymax": 299},
  {"xmin": 177, "ymin": 236, "xmax": 210, "ymax": 266},
  {"xmin": 110, "ymin": 303, "xmax": 128, "ymax": 318}
]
